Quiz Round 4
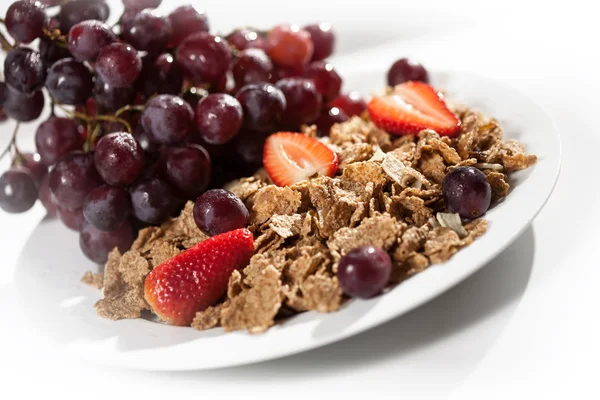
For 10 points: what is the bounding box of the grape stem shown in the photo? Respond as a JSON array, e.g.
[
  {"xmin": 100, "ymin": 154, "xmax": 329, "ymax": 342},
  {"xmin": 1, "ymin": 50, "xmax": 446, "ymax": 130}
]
[
  {"xmin": 43, "ymin": 27, "xmax": 68, "ymax": 49},
  {"xmin": 53, "ymin": 102, "xmax": 133, "ymax": 134},
  {"xmin": 0, "ymin": 30, "xmax": 14, "ymax": 52},
  {"xmin": 0, "ymin": 122, "xmax": 21, "ymax": 163},
  {"xmin": 114, "ymin": 104, "xmax": 145, "ymax": 119}
]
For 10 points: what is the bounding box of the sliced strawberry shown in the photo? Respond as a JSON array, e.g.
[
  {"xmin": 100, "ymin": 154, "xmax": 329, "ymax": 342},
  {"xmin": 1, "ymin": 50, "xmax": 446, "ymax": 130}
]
[
  {"xmin": 144, "ymin": 228, "xmax": 254, "ymax": 326},
  {"xmin": 367, "ymin": 81, "xmax": 461, "ymax": 136},
  {"xmin": 263, "ymin": 132, "xmax": 338, "ymax": 186}
]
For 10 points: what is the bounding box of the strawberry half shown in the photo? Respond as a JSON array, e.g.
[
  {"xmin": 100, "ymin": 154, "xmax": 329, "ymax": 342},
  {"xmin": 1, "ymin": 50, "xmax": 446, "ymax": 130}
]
[
  {"xmin": 263, "ymin": 132, "xmax": 338, "ymax": 186},
  {"xmin": 367, "ymin": 81, "xmax": 461, "ymax": 136},
  {"xmin": 144, "ymin": 228, "xmax": 254, "ymax": 326}
]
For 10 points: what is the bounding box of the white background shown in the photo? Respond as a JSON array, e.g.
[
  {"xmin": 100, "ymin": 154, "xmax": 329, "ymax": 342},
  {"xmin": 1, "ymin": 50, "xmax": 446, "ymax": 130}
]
[{"xmin": 0, "ymin": 0, "xmax": 598, "ymax": 398}]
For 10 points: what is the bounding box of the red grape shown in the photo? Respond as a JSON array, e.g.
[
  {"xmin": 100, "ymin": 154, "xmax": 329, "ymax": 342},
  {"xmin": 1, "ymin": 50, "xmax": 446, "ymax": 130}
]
[
  {"xmin": 176, "ymin": 31, "xmax": 232, "ymax": 85},
  {"xmin": 4, "ymin": 47, "xmax": 46, "ymax": 94},
  {"xmin": 46, "ymin": 58, "xmax": 93, "ymax": 105},
  {"xmin": 35, "ymin": 117, "xmax": 83, "ymax": 165},
  {"xmin": 195, "ymin": 93, "xmax": 243, "ymax": 145},
  {"xmin": 232, "ymin": 48, "xmax": 273, "ymax": 87},
  {"xmin": 123, "ymin": 9, "xmax": 172, "ymax": 55},
  {"xmin": 337, "ymin": 246, "xmax": 391, "ymax": 299},
  {"xmin": 387, "ymin": 58, "xmax": 429, "ymax": 86},
  {"xmin": 235, "ymin": 83, "xmax": 286, "ymax": 132},
  {"xmin": 193, "ymin": 189, "xmax": 249, "ymax": 236},
  {"xmin": 68, "ymin": 20, "xmax": 116, "ymax": 62},
  {"xmin": 304, "ymin": 61, "xmax": 342, "ymax": 101},
  {"xmin": 59, "ymin": 0, "xmax": 109, "ymax": 32},
  {"xmin": 129, "ymin": 178, "xmax": 176, "ymax": 224},
  {"xmin": 122, "ymin": 0, "xmax": 161, "ymax": 11},
  {"xmin": 329, "ymin": 91, "xmax": 366, "ymax": 117},
  {"xmin": 442, "ymin": 166, "xmax": 492, "ymax": 219},
  {"xmin": 83, "ymin": 185, "xmax": 131, "ymax": 231},
  {"xmin": 3, "ymin": 86, "xmax": 44, "ymax": 122},
  {"xmin": 275, "ymin": 78, "xmax": 322, "ymax": 128},
  {"xmin": 0, "ymin": 169, "xmax": 38, "ymax": 214},
  {"xmin": 94, "ymin": 75, "xmax": 136, "ymax": 112},
  {"xmin": 94, "ymin": 132, "xmax": 144, "ymax": 186},
  {"xmin": 57, "ymin": 205, "xmax": 85, "ymax": 231},
  {"xmin": 96, "ymin": 42, "xmax": 142, "ymax": 88},
  {"xmin": 39, "ymin": 173, "xmax": 57, "ymax": 217},
  {"xmin": 164, "ymin": 145, "xmax": 211, "ymax": 198},
  {"xmin": 227, "ymin": 28, "xmax": 266, "ymax": 51},
  {"xmin": 304, "ymin": 22, "xmax": 335, "ymax": 62},
  {"xmin": 266, "ymin": 24, "xmax": 313, "ymax": 68},
  {"xmin": 137, "ymin": 53, "xmax": 183, "ymax": 97},
  {"xmin": 49, "ymin": 151, "xmax": 103, "ymax": 209},
  {"xmin": 79, "ymin": 220, "xmax": 134, "ymax": 264},
  {"xmin": 315, "ymin": 107, "xmax": 349, "ymax": 137},
  {"xmin": 168, "ymin": 5, "xmax": 209, "ymax": 47},
  {"xmin": 232, "ymin": 129, "xmax": 268, "ymax": 168},
  {"xmin": 141, "ymin": 95, "xmax": 194, "ymax": 145},
  {"xmin": 5, "ymin": 0, "xmax": 46, "ymax": 44}
]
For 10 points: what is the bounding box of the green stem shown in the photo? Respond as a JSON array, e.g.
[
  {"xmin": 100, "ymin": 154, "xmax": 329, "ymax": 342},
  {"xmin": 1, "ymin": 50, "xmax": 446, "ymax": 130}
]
[
  {"xmin": 54, "ymin": 102, "xmax": 133, "ymax": 134},
  {"xmin": 0, "ymin": 30, "xmax": 14, "ymax": 52},
  {"xmin": 114, "ymin": 104, "xmax": 145, "ymax": 119},
  {"xmin": 0, "ymin": 122, "xmax": 20, "ymax": 163}
]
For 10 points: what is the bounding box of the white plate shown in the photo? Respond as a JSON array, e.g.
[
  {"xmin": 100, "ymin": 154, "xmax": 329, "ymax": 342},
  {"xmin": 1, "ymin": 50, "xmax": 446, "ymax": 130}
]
[{"xmin": 11, "ymin": 69, "xmax": 561, "ymax": 371}]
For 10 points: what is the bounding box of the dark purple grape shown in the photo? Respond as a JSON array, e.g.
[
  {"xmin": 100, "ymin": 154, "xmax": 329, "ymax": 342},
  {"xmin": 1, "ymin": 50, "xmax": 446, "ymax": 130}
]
[
  {"xmin": 233, "ymin": 129, "xmax": 268, "ymax": 168},
  {"xmin": 93, "ymin": 75, "xmax": 136, "ymax": 112},
  {"xmin": 132, "ymin": 125, "xmax": 160, "ymax": 154},
  {"xmin": 122, "ymin": 0, "xmax": 161, "ymax": 11},
  {"xmin": 235, "ymin": 83, "xmax": 286, "ymax": 132},
  {"xmin": 193, "ymin": 189, "xmax": 249, "ymax": 236},
  {"xmin": 387, "ymin": 58, "xmax": 429, "ymax": 86},
  {"xmin": 96, "ymin": 42, "xmax": 142, "ymax": 88},
  {"xmin": 59, "ymin": 0, "xmax": 109, "ymax": 32},
  {"xmin": 304, "ymin": 23, "xmax": 335, "ymax": 62},
  {"xmin": 14, "ymin": 153, "xmax": 46, "ymax": 186},
  {"xmin": 195, "ymin": 94, "xmax": 243, "ymax": 145},
  {"xmin": 2, "ymin": 86, "xmax": 44, "ymax": 122},
  {"xmin": 0, "ymin": 169, "xmax": 38, "ymax": 214},
  {"xmin": 57, "ymin": 205, "xmax": 85, "ymax": 231},
  {"xmin": 276, "ymin": 78, "xmax": 322, "ymax": 128},
  {"xmin": 40, "ymin": 0, "xmax": 63, "ymax": 7},
  {"xmin": 137, "ymin": 53, "xmax": 183, "ymax": 97},
  {"xmin": 68, "ymin": 20, "xmax": 116, "ymax": 62},
  {"xmin": 442, "ymin": 166, "xmax": 492, "ymax": 219},
  {"xmin": 141, "ymin": 94, "xmax": 194, "ymax": 145},
  {"xmin": 304, "ymin": 61, "xmax": 342, "ymax": 101},
  {"xmin": 5, "ymin": 0, "xmax": 46, "ymax": 44},
  {"xmin": 315, "ymin": 106, "xmax": 349, "ymax": 137},
  {"xmin": 83, "ymin": 185, "xmax": 131, "ymax": 231},
  {"xmin": 271, "ymin": 65, "xmax": 305, "ymax": 82},
  {"xmin": 45, "ymin": 58, "xmax": 93, "ymax": 105},
  {"xmin": 164, "ymin": 145, "xmax": 211, "ymax": 199},
  {"xmin": 337, "ymin": 246, "xmax": 391, "ymax": 299},
  {"xmin": 39, "ymin": 173, "xmax": 57, "ymax": 217},
  {"xmin": 227, "ymin": 28, "xmax": 266, "ymax": 51},
  {"xmin": 232, "ymin": 48, "xmax": 273, "ymax": 87},
  {"xmin": 94, "ymin": 132, "xmax": 144, "ymax": 186},
  {"xmin": 176, "ymin": 31, "xmax": 231, "ymax": 85},
  {"xmin": 35, "ymin": 117, "xmax": 83, "ymax": 165},
  {"xmin": 118, "ymin": 8, "xmax": 136, "ymax": 33},
  {"xmin": 129, "ymin": 178, "xmax": 176, "ymax": 224},
  {"xmin": 79, "ymin": 220, "xmax": 133, "ymax": 264},
  {"xmin": 168, "ymin": 5, "xmax": 209, "ymax": 47},
  {"xmin": 266, "ymin": 24, "xmax": 314, "ymax": 69},
  {"xmin": 123, "ymin": 9, "xmax": 172, "ymax": 55},
  {"xmin": 4, "ymin": 47, "xmax": 46, "ymax": 94},
  {"xmin": 49, "ymin": 152, "xmax": 103, "ymax": 209},
  {"xmin": 39, "ymin": 37, "xmax": 71, "ymax": 67},
  {"xmin": 329, "ymin": 91, "xmax": 366, "ymax": 117}
]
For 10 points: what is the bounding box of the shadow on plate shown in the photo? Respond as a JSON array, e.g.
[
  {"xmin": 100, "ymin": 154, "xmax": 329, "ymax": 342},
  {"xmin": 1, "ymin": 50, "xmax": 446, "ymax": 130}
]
[{"xmin": 175, "ymin": 226, "xmax": 535, "ymax": 380}]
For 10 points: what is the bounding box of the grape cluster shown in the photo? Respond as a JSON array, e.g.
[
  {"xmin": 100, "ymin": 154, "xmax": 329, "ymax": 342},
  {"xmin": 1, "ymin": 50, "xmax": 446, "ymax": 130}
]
[{"xmin": 0, "ymin": 0, "xmax": 368, "ymax": 264}]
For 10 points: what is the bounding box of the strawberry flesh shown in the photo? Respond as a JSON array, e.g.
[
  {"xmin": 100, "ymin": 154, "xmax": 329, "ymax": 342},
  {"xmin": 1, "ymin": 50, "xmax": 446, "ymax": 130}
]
[
  {"xmin": 263, "ymin": 132, "xmax": 338, "ymax": 187},
  {"xmin": 367, "ymin": 81, "xmax": 461, "ymax": 136},
  {"xmin": 144, "ymin": 228, "xmax": 254, "ymax": 326}
]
